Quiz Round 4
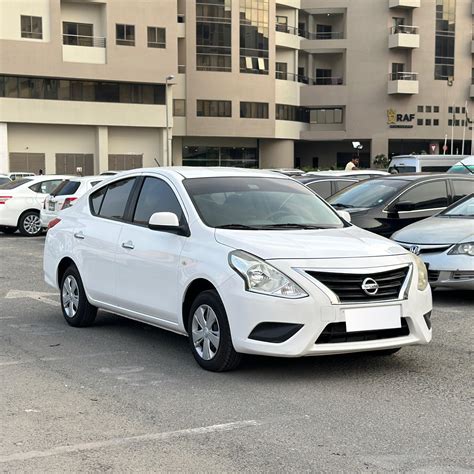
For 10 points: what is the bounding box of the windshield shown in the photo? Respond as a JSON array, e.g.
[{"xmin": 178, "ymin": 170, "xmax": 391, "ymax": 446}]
[
  {"xmin": 183, "ymin": 177, "xmax": 344, "ymax": 229},
  {"xmin": 440, "ymin": 195, "xmax": 474, "ymax": 217},
  {"xmin": 328, "ymin": 178, "xmax": 409, "ymax": 209},
  {"xmin": 447, "ymin": 163, "xmax": 474, "ymax": 175},
  {"xmin": 52, "ymin": 180, "xmax": 81, "ymax": 196},
  {"xmin": 0, "ymin": 178, "xmax": 33, "ymax": 189}
]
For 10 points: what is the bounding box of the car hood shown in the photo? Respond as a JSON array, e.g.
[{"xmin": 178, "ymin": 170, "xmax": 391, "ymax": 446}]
[
  {"xmin": 214, "ymin": 226, "xmax": 407, "ymax": 260},
  {"xmin": 392, "ymin": 216, "xmax": 474, "ymax": 244}
]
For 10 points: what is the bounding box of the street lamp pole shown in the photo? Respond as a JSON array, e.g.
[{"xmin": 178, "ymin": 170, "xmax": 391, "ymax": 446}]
[{"xmin": 165, "ymin": 75, "xmax": 175, "ymax": 167}]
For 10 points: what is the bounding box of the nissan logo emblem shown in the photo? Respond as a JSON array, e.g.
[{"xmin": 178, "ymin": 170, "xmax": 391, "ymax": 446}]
[
  {"xmin": 410, "ymin": 245, "xmax": 421, "ymax": 256},
  {"xmin": 361, "ymin": 277, "xmax": 379, "ymax": 296}
]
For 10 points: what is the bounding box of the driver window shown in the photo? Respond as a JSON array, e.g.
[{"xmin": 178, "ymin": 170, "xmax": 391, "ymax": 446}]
[
  {"xmin": 132, "ymin": 177, "xmax": 184, "ymax": 226},
  {"xmin": 396, "ymin": 181, "xmax": 448, "ymax": 210}
]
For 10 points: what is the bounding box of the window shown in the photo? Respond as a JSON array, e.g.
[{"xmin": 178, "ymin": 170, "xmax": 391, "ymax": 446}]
[
  {"xmin": 426, "ymin": 106, "xmax": 432, "ymax": 113},
  {"xmin": 307, "ymin": 181, "xmax": 332, "ymax": 199},
  {"xmin": 183, "ymin": 146, "xmax": 258, "ymax": 168},
  {"xmin": 0, "ymin": 75, "xmax": 166, "ymax": 105},
  {"xmin": 30, "ymin": 179, "xmax": 65, "ymax": 195},
  {"xmin": 132, "ymin": 177, "xmax": 184, "ymax": 226},
  {"xmin": 334, "ymin": 180, "xmax": 357, "ymax": 193},
  {"xmin": 63, "ymin": 22, "xmax": 93, "ymax": 46},
  {"xmin": 397, "ymin": 181, "xmax": 449, "ymax": 210},
  {"xmin": 417, "ymin": 119, "xmax": 423, "ymax": 126},
  {"xmin": 276, "ymin": 62, "xmax": 288, "ymax": 80},
  {"xmin": 97, "ymin": 178, "xmax": 136, "ymax": 220},
  {"xmin": 240, "ymin": 102, "xmax": 268, "ymax": 119},
  {"xmin": 116, "ymin": 24, "xmax": 135, "ymax": 46},
  {"xmin": 451, "ymin": 180, "xmax": 474, "ymax": 202},
  {"xmin": 425, "ymin": 119, "xmax": 432, "ymax": 126},
  {"xmin": 315, "ymin": 69, "xmax": 332, "ymax": 85},
  {"xmin": 417, "ymin": 105, "xmax": 424, "ymax": 113},
  {"xmin": 197, "ymin": 100, "xmax": 231, "ymax": 117},
  {"xmin": 434, "ymin": 119, "xmax": 439, "ymax": 126},
  {"xmin": 391, "ymin": 63, "xmax": 405, "ymax": 80},
  {"xmin": 316, "ymin": 24, "xmax": 332, "ymax": 39},
  {"xmin": 173, "ymin": 99, "xmax": 186, "ymax": 116},
  {"xmin": 276, "ymin": 104, "xmax": 308, "ymax": 123},
  {"xmin": 148, "ymin": 27, "xmax": 166, "ymax": 48},
  {"xmin": 21, "ymin": 15, "xmax": 42, "ymax": 39},
  {"xmin": 434, "ymin": 106, "xmax": 440, "ymax": 112},
  {"xmin": 435, "ymin": 0, "xmax": 456, "ymax": 80},
  {"xmin": 276, "ymin": 16, "xmax": 288, "ymax": 32},
  {"xmin": 309, "ymin": 108, "xmax": 343, "ymax": 124},
  {"xmin": 90, "ymin": 186, "xmax": 107, "ymax": 215}
]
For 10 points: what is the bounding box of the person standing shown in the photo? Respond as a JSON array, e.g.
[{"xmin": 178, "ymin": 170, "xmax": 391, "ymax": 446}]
[{"xmin": 345, "ymin": 156, "xmax": 359, "ymax": 171}]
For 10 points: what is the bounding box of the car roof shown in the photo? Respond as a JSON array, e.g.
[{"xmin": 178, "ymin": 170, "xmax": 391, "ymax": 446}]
[
  {"xmin": 297, "ymin": 176, "xmax": 358, "ymax": 184},
  {"xmin": 65, "ymin": 176, "xmax": 105, "ymax": 183},
  {"xmin": 136, "ymin": 167, "xmax": 286, "ymax": 179},
  {"xmin": 307, "ymin": 170, "xmax": 389, "ymax": 176},
  {"xmin": 370, "ymin": 173, "xmax": 474, "ymax": 181}
]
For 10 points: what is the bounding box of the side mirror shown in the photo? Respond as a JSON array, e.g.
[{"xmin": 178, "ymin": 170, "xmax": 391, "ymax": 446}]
[
  {"xmin": 148, "ymin": 212, "xmax": 190, "ymax": 236},
  {"xmin": 392, "ymin": 201, "xmax": 415, "ymax": 212},
  {"xmin": 337, "ymin": 210, "xmax": 351, "ymax": 222}
]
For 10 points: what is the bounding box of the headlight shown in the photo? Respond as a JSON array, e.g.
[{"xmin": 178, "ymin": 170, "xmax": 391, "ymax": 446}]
[
  {"xmin": 229, "ymin": 250, "xmax": 308, "ymax": 299},
  {"xmin": 411, "ymin": 254, "xmax": 428, "ymax": 291},
  {"xmin": 448, "ymin": 242, "xmax": 474, "ymax": 256}
]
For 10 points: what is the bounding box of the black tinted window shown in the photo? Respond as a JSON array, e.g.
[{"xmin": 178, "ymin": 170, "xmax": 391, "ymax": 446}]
[
  {"xmin": 307, "ymin": 181, "xmax": 332, "ymax": 199},
  {"xmin": 98, "ymin": 178, "xmax": 135, "ymax": 220},
  {"xmin": 54, "ymin": 180, "xmax": 81, "ymax": 196},
  {"xmin": 133, "ymin": 177, "xmax": 183, "ymax": 225},
  {"xmin": 398, "ymin": 180, "xmax": 448, "ymax": 210},
  {"xmin": 30, "ymin": 180, "xmax": 64, "ymax": 194},
  {"xmin": 0, "ymin": 178, "xmax": 31, "ymax": 189},
  {"xmin": 334, "ymin": 180, "xmax": 356, "ymax": 193},
  {"xmin": 451, "ymin": 180, "xmax": 474, "ymax": 202},
  {"xmin": 90, "ymin": 186, "xmax": 107, "ymax": 215}
]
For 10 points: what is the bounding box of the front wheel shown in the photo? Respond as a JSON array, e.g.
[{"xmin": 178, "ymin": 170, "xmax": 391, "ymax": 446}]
[
  {"xmin": 188, "ymin": 290, "xmax": 242, "ymax": 372},
  {"xmin": 60, "ymin": 265, "xmax": 97, "ymax": 327},
  {"xmin": 18, "ymin": 211, "xmax": 42, "ymax": 236}
]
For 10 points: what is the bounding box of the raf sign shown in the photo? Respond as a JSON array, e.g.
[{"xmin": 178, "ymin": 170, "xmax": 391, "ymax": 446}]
[{"xmin": 387, "ymin": 109, "xmax": 415, "ymax": 128}]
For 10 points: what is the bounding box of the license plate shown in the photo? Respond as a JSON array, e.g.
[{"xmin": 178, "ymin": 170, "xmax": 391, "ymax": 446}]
[
  {"xmin": 344, "ymin": 305, "xmax": 401, "ymax": 332},
  {"xmin": 48, "ymin": 202, "xmax": 55, "ymax": 211}
]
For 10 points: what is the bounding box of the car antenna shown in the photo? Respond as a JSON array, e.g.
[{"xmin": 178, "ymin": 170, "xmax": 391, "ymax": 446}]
[{"xmin": 154, "ymin": 158, "xmax": 161, "ymax": 167}]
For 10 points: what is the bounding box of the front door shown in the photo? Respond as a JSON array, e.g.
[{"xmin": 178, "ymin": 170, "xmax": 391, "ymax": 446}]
[{"xmin": 115, "ymin": 176, "xmax": 188, "ymax": 323}]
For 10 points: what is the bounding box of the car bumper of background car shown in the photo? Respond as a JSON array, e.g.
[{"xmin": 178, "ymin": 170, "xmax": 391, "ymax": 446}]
[
  {"xmin": 421, "ymin": 253, "xmax": 474, "ymax": 290},
  {"xmin": 40, "ymin": 209, "xmax": 57, "ymax": 228},
  {"xmin": 218, "ymin": 271, "xmax": 432, "ymax": 358}
]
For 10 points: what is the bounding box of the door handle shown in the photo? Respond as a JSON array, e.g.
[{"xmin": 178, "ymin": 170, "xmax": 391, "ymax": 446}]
[
  {"xmin": 74, "ymin": 232, "xmax": 85, "ymax": 240},
  {"xmin": 121, "ymin": 241, "xmax": 135, "ymax": 250}
]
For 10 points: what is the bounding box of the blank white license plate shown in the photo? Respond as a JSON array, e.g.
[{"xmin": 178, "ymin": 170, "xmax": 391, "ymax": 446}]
[
  {"xmin": 344, "ymin": 306, "xmax": 402, "ymax": 332},
  {"xmin": 48, "ymin": 202, "xmax": 55, "ymax": 211}
]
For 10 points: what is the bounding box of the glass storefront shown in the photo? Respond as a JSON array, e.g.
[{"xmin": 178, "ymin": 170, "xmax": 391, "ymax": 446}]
[{"xmin": 183, "ymin": 146, "xmax": 259, "ymax": 168}]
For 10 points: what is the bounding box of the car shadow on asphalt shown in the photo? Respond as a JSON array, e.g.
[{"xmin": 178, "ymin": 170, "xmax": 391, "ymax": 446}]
[{"xmin": 432, "ymin": 289, "xmax": 473, "ymax": 306}]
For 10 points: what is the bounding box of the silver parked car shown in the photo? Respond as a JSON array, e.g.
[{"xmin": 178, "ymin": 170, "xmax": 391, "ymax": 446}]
[{"xmin": 392, "ymin": 194, "xmax": 474, "ymax": 290}]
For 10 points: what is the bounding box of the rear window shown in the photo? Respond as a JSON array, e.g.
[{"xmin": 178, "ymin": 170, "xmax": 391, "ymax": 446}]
[
  {"xmin": 0, "ymin": 177, "xmax": 11, "ymax": 186},
  {"xmin": 52, "ymin": 180, "xmax": 81, "ymax": 196},
  {"xmin": 0, "ymin": 178, "xmax": 33, "ymax": 189},
  {"xmin": 388, "ymin": 165, "xmax": 416, "ymax": 173}
]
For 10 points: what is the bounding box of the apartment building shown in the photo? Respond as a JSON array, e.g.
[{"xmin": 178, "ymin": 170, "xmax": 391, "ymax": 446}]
[{"xmin": 0, "ymin": 0, "xmax": 472, "ymax": 174}]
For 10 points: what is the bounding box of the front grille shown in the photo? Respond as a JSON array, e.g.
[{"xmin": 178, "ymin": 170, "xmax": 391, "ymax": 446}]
[
  {"xmin": 451, "ymin": 271, "xmax": 474, "ymax": 280},
  {"xmin": 315, "ymin": 318, "xmax": 410, "ymax": 344},
  {"xmin": 428, "ymin": 270, "xmax": 440, "ymax": 282},
  {"xmin": 419, "ymin": 246, "xmax": 450, "ymax": 254},
  {"xmin": 306, "ymin": 267, "xmax": 409, "ymax": 303}
]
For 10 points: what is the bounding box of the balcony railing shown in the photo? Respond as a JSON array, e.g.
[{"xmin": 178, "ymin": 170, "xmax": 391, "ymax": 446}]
[
  {"xmin": 388, "ymin": 72, "xmax": 418, "ymax": 81},
  {"xmin": 275, "ymin": 24, "xmax": 344, "ymax": 40},
  {"xmin": 63, "ymin": 34, "xmax": 106, "ymax": 47},
  {"xmin": 276, "ymin": 72, "xmax": 344, "ymax": 85},
  {"xmin": 390, "ymin": 25, "xmax": 419, "ymax": 34}
]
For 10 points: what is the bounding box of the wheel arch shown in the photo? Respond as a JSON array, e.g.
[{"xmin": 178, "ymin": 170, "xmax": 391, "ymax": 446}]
[
  {"xmin": 182, "ymin": 278, "xmax": 218, "ymax": 333},
  {"xmin": 17, "ymin": 208, "xmax": 40, "ymax": 227},
  {"xmin": 57, "ymin": 256, "xmax": 76, "ymax": 288}
]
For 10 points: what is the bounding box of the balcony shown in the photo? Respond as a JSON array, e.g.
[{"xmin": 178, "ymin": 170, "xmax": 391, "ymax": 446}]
[
  {"xmin": 275, "ymin": 72, "xmax": 343, "ymax": 86},
  {"xmin": 300, "ymin": 30, "xmax": 346, "ymax": 53},
  {"xmin": 388, "ymin": 72, "xmax": 419, "ymax": 95},
  {"xmin": 62, "ymin": 34, "xmax": 106, "ymax": 64},
  {"xmin": 389, "ymin": 0, "xmax": 420, "ymax": 8},
  {"xmin": 389, "ymin": 25, "xmax": 420, "ymax": 49},
  {"xmin": 275, "ymin": 25, "xmax": 301, "ymax": 49}
]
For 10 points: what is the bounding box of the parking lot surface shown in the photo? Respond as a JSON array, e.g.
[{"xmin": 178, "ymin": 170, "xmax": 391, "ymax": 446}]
[{"xmin": 0, "ymin": 235, "xmax": 472, "ymax": 472}]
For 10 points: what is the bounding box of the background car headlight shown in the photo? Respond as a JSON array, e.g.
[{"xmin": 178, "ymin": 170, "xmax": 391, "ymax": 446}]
[
  {"xmin": 411, "ymin": 254, "xmax": 428, "ymax": 291},
  {"xmin": 229, "ymin": 250, "xmax": 308, "ymax": 299},
  {"xmin": 448, "ymin": 242, "xmax": 474, "ymax": 256}
]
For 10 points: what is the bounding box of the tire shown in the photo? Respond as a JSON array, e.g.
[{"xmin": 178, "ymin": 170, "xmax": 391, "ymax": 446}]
[
  {"xmin": 60, "ymin": 265, "xmax": 97, "ymax": 327},
  {"xmin": 187, "ymin": 290, "xmax": 242, "ymax": 372},
  {"xmin": 371, "ymin": 348, "xmax": 401, "ymax": 356},
  {"xmin": 0, "ymin": 226, "xmax": 17, "ymax": 234},
  {"xmin": 18, "ymin": 211, "xmax": 42, "ymax": 236}
]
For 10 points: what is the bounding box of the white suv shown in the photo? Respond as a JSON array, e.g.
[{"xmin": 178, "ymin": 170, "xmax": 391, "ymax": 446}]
[
  {"xmin": 0, "ymin": 176, "xmax": 72, "ymax": 236},
  {"xmin": 43, "ymin": 168, "xmax": 432, "ymax": 371},
  {"xmin": 41, "ymin": 176, "xmax": 105, "ymax": 229}
]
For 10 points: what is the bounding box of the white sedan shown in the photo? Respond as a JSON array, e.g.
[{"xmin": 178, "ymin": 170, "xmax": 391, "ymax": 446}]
[
  {"xmin": 393, "ymin": 194, "xmax": 474, "ymax": 290},
  {"xmin": 43, "ymin": 168, "xmax": 432, "ymax": 371},
  {"xmin": 0, "ymin": 175, "xmax": 72, "ymax": 236},
  {"xmin": 41, "ymin": 176, "xmax": 105, "ymax": 229}
]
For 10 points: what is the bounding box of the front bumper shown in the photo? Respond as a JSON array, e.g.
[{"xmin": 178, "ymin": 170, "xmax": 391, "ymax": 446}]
[{"xmin": 218, "ymin": 256, "xmax": 432, "ymax": 357}]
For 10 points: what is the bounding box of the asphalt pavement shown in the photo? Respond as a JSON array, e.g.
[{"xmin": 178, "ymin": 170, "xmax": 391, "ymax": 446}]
[{"xmin": 0, "ymin": 234, "xmax": 472, "ymax": 472}]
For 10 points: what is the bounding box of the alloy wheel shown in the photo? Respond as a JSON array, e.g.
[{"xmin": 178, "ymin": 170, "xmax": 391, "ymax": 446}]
[
  {"xmin": 23, "ymin": 214, "xmax": 41, "ymax": 235},
  {"xmin": 62, "ymin": 275, "xmax": 80, "ymax": 318},
  {"xmin": 192, "ymin": 304, "xmax": 220, "ymax": 360}
]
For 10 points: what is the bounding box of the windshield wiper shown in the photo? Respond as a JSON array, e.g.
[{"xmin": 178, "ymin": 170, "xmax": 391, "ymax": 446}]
[
  {"xmin": 331, "ymin": 203, "xmax": 354, "ymax": 209},
  {"xmin": 215, "ymin": 224, "xmax": 261, "ymax": 230},
  {"xmin": 259, "ymin": 223, "xmax": 328, "ymax": 230}
]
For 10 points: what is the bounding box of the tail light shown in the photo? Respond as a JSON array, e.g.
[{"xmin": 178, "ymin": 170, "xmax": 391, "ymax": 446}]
[
  {"xmin": 0, "ymin": 196, "xmax": 12, "ymax": 205},
  {"xmin": 61, "ymin": 197, "xmax": 78, "ymax": 210},
  {"xmin": 48, "ymin": 218, "xmax": 61, "ymax": 230}
]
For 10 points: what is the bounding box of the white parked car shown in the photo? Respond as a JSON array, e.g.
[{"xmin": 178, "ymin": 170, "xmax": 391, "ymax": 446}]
[
  {"xmin": 447, "ymin": 155, "xmax": 474, "ymax": 175},
  {"xmin": 41, "ymin": 176, "xmax": 105, "ymax": 229},
  {"xmin": 0, "ymin": 175, "xmax": 12, "ymax": 186},
  {"xmin": 393, "ymin": 194, "xmax": 474, "ymax": 290},
  {"xmin": 0, "ymin": 175, "xmax": 72, "ymax": 236},
  {"xmin": 44, "ymin": 168, "xmax": 432, "ymax": 371},
  {"xmin": 306, "ymin": 170, "xmax": 390, "ymax": 179}
]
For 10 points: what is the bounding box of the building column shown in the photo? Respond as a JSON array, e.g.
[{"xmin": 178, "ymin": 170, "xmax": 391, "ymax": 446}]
[
  {"xmin": 259, "ymin": 139, "xmax": 295, "ymax": 168},
  {"xmin": 0, "ymin": 123, "xmax": 8, "ymax": 173},
  {"xmin": 172, "ymin": 136, "xmax": 183, "ymax": 166},
  {"xmin": 371, "ymin": 136, "xmax": 389, "ymax": 166},
  {"xmin": 95, "ymin": 126, "xmax": 108, "ymax": 174}
]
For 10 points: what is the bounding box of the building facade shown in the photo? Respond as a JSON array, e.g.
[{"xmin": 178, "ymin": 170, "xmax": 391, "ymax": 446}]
[{"xmin": 0, "ymin": 0, "xmax": 473, "ymax": 174}]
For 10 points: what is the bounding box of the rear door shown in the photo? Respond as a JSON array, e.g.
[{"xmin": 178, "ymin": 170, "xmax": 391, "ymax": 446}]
[
  {"xmin": 449, "ymin": 178, "xmax": 474, "ymax": 204},
  {"xmin": 73, "ymin": 176, "xmax": 138, "ymax": 305}
]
